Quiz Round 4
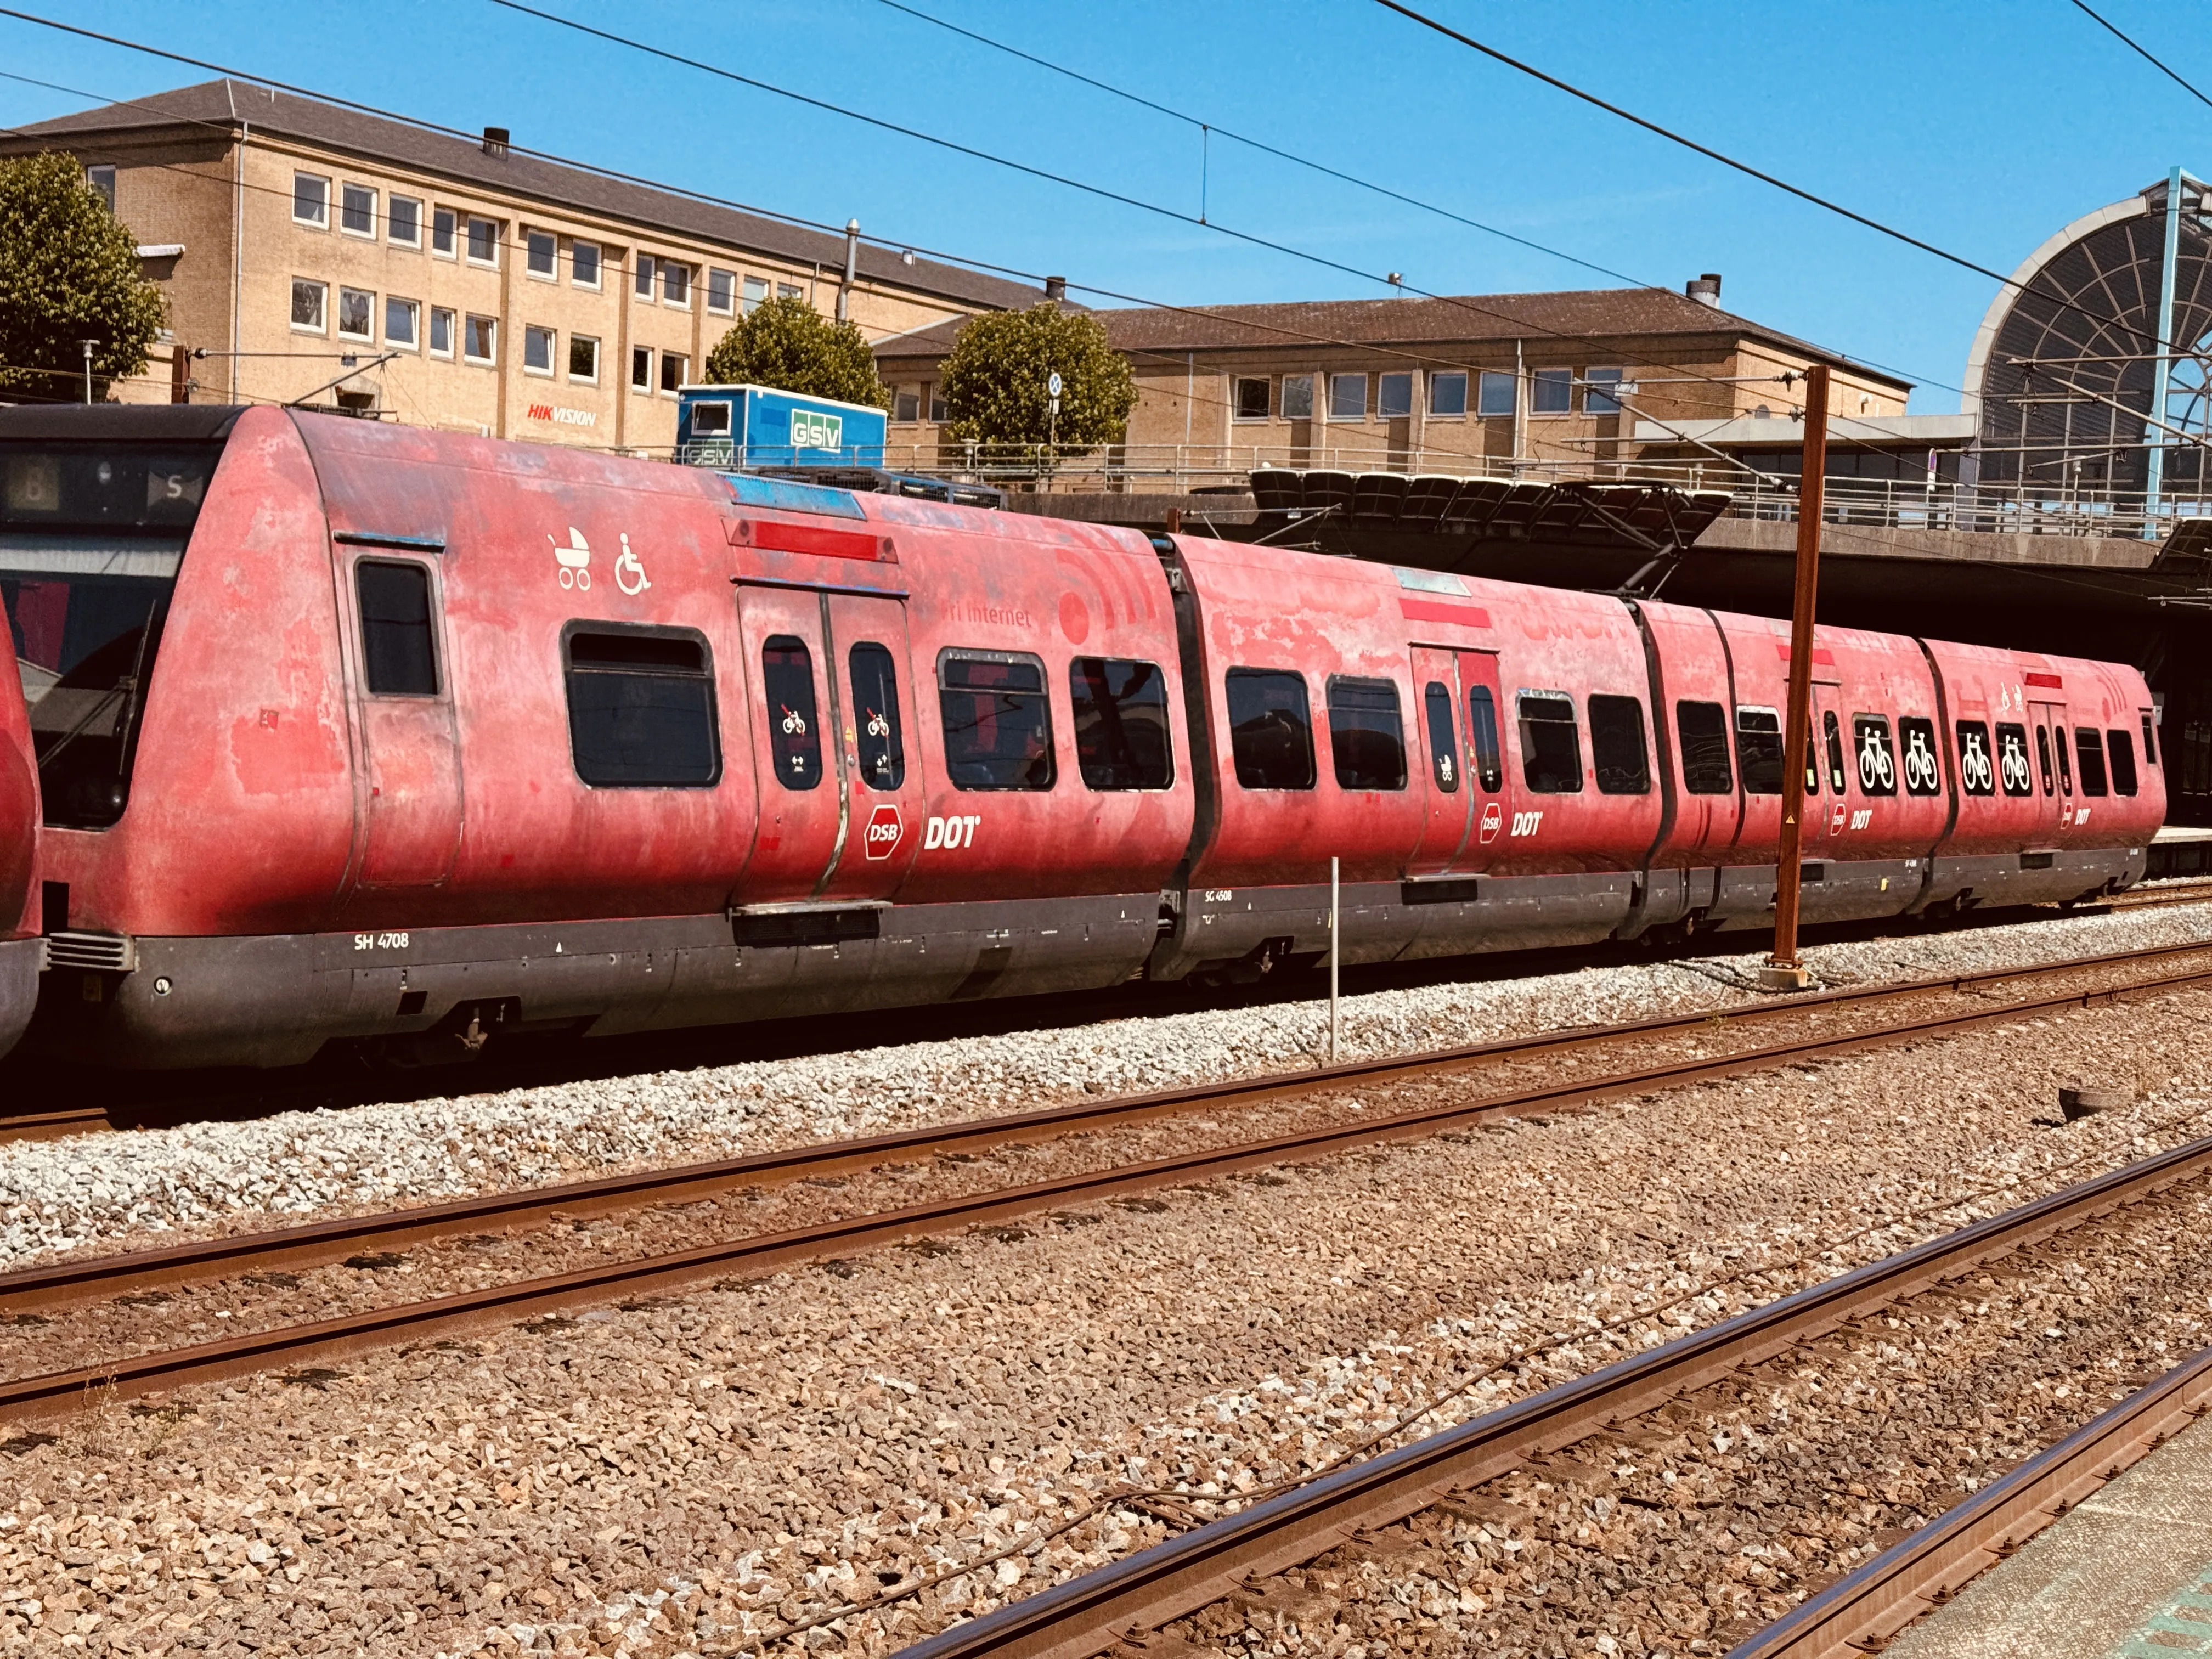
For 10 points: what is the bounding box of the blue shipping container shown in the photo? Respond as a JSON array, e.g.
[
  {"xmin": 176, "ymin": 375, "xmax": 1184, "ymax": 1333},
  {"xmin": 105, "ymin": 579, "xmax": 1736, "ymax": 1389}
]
[{"xmin": 675, "ymin": 383, "xmax": 888, "ymax": 469}]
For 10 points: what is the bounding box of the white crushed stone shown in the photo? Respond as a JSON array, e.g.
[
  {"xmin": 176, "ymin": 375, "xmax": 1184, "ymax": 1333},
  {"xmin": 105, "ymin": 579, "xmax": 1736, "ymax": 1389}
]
[{"xmin": 3, "ymin": 904, "xmax": 2208, "ymax": 1271}]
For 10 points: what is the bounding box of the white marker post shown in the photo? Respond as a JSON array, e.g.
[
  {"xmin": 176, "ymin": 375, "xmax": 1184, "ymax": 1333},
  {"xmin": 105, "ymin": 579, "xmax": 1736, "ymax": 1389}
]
[{"xmin": 1329, "ymin": 856, "xmax": 1340, "ymax": 1065}]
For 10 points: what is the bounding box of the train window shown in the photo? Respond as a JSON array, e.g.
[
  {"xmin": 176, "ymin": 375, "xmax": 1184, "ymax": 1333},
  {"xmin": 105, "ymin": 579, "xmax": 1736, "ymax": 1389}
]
[
  {"xmin": 2055, "ymin": 726, "xmax": 2074, "ymax": 793},
  {"xmin": 940, "ymin": 650, "xmax": 1056, "ymax": 791},
  {"xmin": 1465, "ymin": 686, "xmax": 1502, "ymax": 792},
  {"xmin": 1226, "ymin": 668, "xmax": 1315, "ymax": 791},
  {"xmin": 848, "ymin": 642, "xmax": 905, "ymax": 792},
  {"xmin": 1327, "ymin": 677, "xmax": 1407, "ymax": 792},
  {"xmin": 1955, "ymin": 720, "xmax": 1995, "ymax": 796},
  {"xmin": 357, "ymin": 561, "xmax": 439, "ymax": 696},
  {"xmin": 1674, "ymin": 701, "xmax": 1732, "ymax": 794},
  {"xmin": 1821, "ymin": 711, "xmax": 1847, "ymax": 794},
  {"xmin": 1070, "ymin": 657, "xmax": 1173, "ymax": 790},
  {"xmin": 1423, "ymin": 683, "xmax": 1459, "ymax": 792},
  {"xmin": 1588, "ymin": 695, "xmax": 1650, "ymax": 794},
  {"xmin": 2108, "ymin": 729, "xmax": 2139, "ymax": 796},
  {"xmin": 1734, "ymin": 707, "xmax": 1784, "ymax": 795},
  {"xmin": 1898, "ymin": 716, "xmax": 1942, "ymax": 796},
  {"xmin": 1517, "ymin": 691, "xmax": 1583, "ymax": 794},
  {"xmin": 2036, "ymin": 725, "xmax": 2055, "ymax": 794},
  {"xmin": 2074, "ymin": 727, "xmax": 2109, "ymax": 796},
  {"xmin": 1994, "ymin": 722, "xmax": 2032, "ymax": 797},
  {"xmin": 1852, "ymin": 715, "xmax": 1897, "ymax": 797},
  {"xmin": 564, "ymin": 629, "xmax": 719, "ymax": 788},
  {"xmin": 2142, "ymin": 712, "xmax": 2158, "ymax": 766},
  {"xmin": 761, "ymin": 635, "xmax": 823, "ymax": 790},
  {"xmin": 1803, "ymin": 718, "xmax": 1819, "ymax": 795}
]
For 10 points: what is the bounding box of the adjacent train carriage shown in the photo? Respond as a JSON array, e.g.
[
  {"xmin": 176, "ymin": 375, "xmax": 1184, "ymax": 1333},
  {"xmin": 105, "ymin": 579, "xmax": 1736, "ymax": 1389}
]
[
  {"xmin": 0, "ymin": 404, "xmax": 2165, "ymax": 1069},
  {"xmin": 0, "ymin": 588, "xmax": 36, "ymax": 1059}
]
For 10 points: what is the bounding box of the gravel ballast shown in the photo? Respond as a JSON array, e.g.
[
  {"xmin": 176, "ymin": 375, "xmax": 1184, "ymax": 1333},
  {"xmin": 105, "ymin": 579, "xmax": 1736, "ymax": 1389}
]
[
  {"xmin": 4, "ymin": 907, "xmax": 2209, "ymax": 1272},
  {"xmin": 4, "ymin": 980, "xmax": 2212, "ymax": 1655}
]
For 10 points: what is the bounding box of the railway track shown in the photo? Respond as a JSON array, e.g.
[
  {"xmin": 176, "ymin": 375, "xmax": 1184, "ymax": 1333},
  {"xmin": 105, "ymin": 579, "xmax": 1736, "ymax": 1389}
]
[
  {"xmin": 3, "ymin": 940, "xmax": 2211, "ymax": 1426},
  {"xmin": 888, "ymin": 1131, "xmax": 2212, "ymax": 1659},
  {"xmin": 1731, "ymin": 1341, "xmax": 2212, "ymax": 1657}
]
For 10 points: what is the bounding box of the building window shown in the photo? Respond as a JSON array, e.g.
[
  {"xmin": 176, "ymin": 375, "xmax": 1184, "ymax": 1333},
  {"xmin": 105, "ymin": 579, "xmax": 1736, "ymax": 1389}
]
[
  {"xmin": 777, "ymin": 282, "xmax": 802, "ymax": 301},
  {"xmin": 1477, "ymin": 370, "xmax": 1516, "ymax": 417},
  {"xmin": 929, "ymin": 385, "xmax": 947, "ymax": 422},
  {"xmin": 290, "ymin": 278, "xmax": 327, "ymax": 333},
  {"xmin": 340, "ymin": 183, "xmax": 376, "ymax": 238},
  {"xmin": 568, "ymin": 335, "xmax": 599, "ymax": 382},
  {"xmin": 635, "ymin": 255, "xmax": 657, "ymax": 298},
  {"xmin": 1531, "ymin": 368, "xmax": 1572, "ymax": 415},
  {"xmin": 523, "ymin": 325, "xmax": 555, "ymax": 375},
  {"xmin": 337, "ymin": 287, "xmax": 374, "ymax": 341},
  {"xmin": 894, "ymin": 386, "xmax": 920, "ymax": 422},
  {"xmin": 84, "ymin": 165, "xmax": 115, "ymax": 211},
  {"xmin": 465, "ymin": 217, "xmax": 498, "ymax": 265},
  {"xmin": 464, "ymin": 314, "xmax": 497, "ymax": 364},
  {"xmin": 430, "ymin": 207, "xmax": 456, "ymax": 258},
  {"xmin": 708, "ymin": 268, "xmax": 736, "ymax": 314},
  {"xmin": 293, "ymin": 172, "xmax": 329, "ymax": 227},
  {"xmin": 430, "ymin": 307, "xmax": 455, "ymax": 357},
  {"xmin": 385, "ymin": 297, "xmax": 419, "ymax": 349},
  {"xmin": 1429, "ymin": 370, "xmax": 1468, "ymax": 417},
  {"xmin": 742, "ymin": 275, "xmax": 768, "ymax": 315},
  {"xmin": 659, "ymin": 352, "xmax": 687, "ymax": 394},
  {"xmin": 526, "ymin": 230, "xmax": 557, "ymax": 279},
  {"xmin": 1281, "ymin": 374, "xmax": 1314, "ymax": 420},
  {"xmin": 1378, "ymin": 373, "xmax": 1414, "ymax": 419},
  {"xmin": 1328, "ymin": 373, "xmax": 1367, "ymax": 421},
  {"xmin": 662, "ymin": 263, "xmax": 690, "ymax": 307},
  {"xmin": 388, "ymin": 195, "xmax": 421, "ymax": 247},
  {"xmin": 1234, "ymin": 377, "xmax": 1270, "ymax": 421},
  {"xmin": 1584, "ymin": 367, "xmax": 1624, "ymax": 415},
  {"xmin": 572, "ymin": 241, "xmax": 601, "ymax": 289},
  {"xmin": 631, "ymin": 346, "xmax": 653, "ymax": 390}
]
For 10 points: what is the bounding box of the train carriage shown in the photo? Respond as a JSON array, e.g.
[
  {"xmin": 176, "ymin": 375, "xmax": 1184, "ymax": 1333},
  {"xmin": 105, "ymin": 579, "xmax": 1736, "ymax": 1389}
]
[
  {"xmin": 0, "ymin": 588, "xmax": 36, "ymax": 1060},
  {"xmin": 0, "ymin": 404, "xmax": 2165, "ymax": 1070}
]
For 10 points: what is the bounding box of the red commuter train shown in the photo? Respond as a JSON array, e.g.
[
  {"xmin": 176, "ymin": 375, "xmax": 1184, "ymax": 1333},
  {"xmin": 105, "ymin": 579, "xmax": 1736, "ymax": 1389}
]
[
  {"xmin": 0, "ymin": 404, "xmax": 2165, "ymax": 1070},
  {"xmin": 0, "ymin": 591, "xmax": 35, "ymax": 1061}
]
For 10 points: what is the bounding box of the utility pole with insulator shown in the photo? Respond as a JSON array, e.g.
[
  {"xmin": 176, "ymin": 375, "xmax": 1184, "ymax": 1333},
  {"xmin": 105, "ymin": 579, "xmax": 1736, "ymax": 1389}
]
[{"xmin": 1762, "ymin": 360, "xmax": 1830, "ymax": 992}]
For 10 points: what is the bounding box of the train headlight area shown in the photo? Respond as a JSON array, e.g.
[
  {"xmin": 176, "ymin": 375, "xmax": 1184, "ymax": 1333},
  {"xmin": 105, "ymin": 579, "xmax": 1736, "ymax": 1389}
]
[{"xmin": 0, "ymin": 401, "xmax": 2177, "ymax": 1071}]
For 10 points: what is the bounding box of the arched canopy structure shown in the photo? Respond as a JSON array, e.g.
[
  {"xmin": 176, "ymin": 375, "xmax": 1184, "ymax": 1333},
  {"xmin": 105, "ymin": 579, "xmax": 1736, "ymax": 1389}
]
[{"xmin": 1964, "ymin": 173, "xmax": 2212, "ymax": 510}]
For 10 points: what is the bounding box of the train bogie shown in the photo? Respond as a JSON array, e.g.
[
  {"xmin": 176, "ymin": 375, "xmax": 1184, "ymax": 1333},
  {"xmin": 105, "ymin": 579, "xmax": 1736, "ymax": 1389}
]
[{"xmin": 0, "ymin": 405, "xmax": 2167, "ymax": 1069}]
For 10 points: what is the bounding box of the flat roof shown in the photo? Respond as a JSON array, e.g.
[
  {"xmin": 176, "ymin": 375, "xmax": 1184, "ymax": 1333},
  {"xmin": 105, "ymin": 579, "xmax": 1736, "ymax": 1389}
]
[{"xmin": 9, "ymin": 78, "xmax": 1042, "ymax": 315}]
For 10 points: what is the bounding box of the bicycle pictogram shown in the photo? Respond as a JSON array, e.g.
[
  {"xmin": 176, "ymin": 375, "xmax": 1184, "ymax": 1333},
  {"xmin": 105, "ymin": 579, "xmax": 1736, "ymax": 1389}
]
[
  {"xmin": 1903, "ymin": 726, "xmax": 1939, "ymax": 792},
  {"xmin": 1961, "ymin": 730, "xmax": 1994, "ymax": 793}
]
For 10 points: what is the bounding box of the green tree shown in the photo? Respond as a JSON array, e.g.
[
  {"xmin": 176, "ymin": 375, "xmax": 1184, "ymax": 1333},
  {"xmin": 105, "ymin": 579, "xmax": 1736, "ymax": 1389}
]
[
  {"xmin": 0, "ymin": 151, "xmax": 165, "ymax": 402},
  {"xmin": 938, "ymin": 304, "xmax": 1135, "ymax": 453},
  {"xmin": 702, "ymin": 295, "xmax": 888, "ymax": 408}
]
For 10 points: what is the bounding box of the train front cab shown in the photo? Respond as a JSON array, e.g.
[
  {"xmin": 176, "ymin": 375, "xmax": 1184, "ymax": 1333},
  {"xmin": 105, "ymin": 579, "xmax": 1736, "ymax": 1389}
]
[{"xmin": 0, "ymin": 584, "xmax": 37, "ymax": 1060}]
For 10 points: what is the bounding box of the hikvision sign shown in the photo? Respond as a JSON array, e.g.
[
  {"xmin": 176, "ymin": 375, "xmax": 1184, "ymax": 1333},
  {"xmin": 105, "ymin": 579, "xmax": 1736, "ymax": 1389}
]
[{"xmin": 526, "ymin": 403, "xmax": 599, "ymax": 428}]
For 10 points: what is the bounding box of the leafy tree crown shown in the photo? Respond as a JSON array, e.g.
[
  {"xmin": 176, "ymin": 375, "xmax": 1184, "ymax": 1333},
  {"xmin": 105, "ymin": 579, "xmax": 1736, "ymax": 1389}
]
[
  {"xmin": 0, "ymin": 151, "xmax": 165, "ymax": 400},
  {"xmin": 938, "ymin": 304, "xmax": 1135, "ymax": 450},
  {"xmin": 702, "ymin": 296, "xmax": 888, "ymax": 408}
]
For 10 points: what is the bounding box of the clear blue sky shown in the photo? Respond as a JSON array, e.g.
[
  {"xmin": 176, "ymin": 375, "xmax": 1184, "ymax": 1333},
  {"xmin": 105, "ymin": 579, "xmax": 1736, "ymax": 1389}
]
[{"xmin": 3, "ymin": 1, "xmax": 2204, "ymax": 411}]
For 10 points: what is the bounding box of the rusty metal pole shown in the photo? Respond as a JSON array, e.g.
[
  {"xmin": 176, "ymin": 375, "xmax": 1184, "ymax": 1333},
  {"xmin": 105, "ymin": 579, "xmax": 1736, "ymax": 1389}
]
[{"xmin": 1762, "ymin": 362, "xmax": 1830, "ymax": 992}]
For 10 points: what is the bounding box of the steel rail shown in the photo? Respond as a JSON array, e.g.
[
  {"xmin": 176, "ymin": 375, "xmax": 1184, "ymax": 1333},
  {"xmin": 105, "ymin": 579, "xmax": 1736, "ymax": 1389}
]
[
  {"xmin": 1728, "ymin": 1342, "xmax": 2212, "ymax": 1657},
  {"xmin": 3, "ymin": 951, "xmax": 2211, "ymax": 1425},
  {"xmin": 890, "ymin": 1136, "xmax": 2212, "ymax": 1659},
  {"xmin": 3, "ymin": 942, "xmax": 2209, "ymax": 1318}
]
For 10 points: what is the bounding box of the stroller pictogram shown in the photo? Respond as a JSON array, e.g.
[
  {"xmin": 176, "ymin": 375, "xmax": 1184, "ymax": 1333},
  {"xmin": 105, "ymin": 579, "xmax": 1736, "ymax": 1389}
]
[{"xmin": 551, "ymin": 527, "xmax": 591, "ymax": 590}]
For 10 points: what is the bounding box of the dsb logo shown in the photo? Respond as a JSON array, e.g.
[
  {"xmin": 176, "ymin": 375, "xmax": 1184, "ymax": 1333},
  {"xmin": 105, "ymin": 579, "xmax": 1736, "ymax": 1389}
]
[{"xmin": 862, "ymin": 804, "xmax": 905, "ymax": 861}]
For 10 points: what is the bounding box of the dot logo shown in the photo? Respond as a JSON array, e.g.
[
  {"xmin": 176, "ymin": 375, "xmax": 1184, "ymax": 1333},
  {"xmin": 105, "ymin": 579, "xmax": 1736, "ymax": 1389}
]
[{"xmin": 863, "ymin": 803, "xmax": 905, "ymax": 861}]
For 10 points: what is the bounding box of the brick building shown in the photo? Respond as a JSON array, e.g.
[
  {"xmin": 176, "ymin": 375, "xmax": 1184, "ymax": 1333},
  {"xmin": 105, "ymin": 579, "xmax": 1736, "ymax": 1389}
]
[
  {"xmin": 875, "ymin": 279, "xmax": 1919, "ymax": 482},
  {"xmin": 3, "ymin": 80, "xmax": 1037, "ymax": 449}
]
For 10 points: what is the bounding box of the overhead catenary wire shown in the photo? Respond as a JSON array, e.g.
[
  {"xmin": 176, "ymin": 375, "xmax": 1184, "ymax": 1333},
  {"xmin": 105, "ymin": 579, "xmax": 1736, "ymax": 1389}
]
[
  {"xmin": 2069, "ymin": 0, "xmax": 2212, "ymax": 114},
  {"xmin": 1369, "ymin": 0, "xmax": 2176, "ymax": 362}
]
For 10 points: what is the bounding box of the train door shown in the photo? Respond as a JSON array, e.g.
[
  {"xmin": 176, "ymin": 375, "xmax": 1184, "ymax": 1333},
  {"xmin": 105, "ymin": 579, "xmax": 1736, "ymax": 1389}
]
[
  {"xmin": 1809, "ymin": 681, "xmax": 1849, "ymax": 843},
  {"xmin": 733, "ymin": 583, "xmax": 923, "ymax": 902},
  {"xmin": 345, "ymin": 553, "xmax": 462, "ymax": 888},
  {"xmin": 2030, "ymin": 699, "xmax": 2070, "ymax": 833},
  {"xmin": 1407, "ymin": 646, "xmax": 1471, "ymax": 869},
  {"xmin": 1454, "ymin": 650, "xmax": 1512, "ymax": 870}
]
